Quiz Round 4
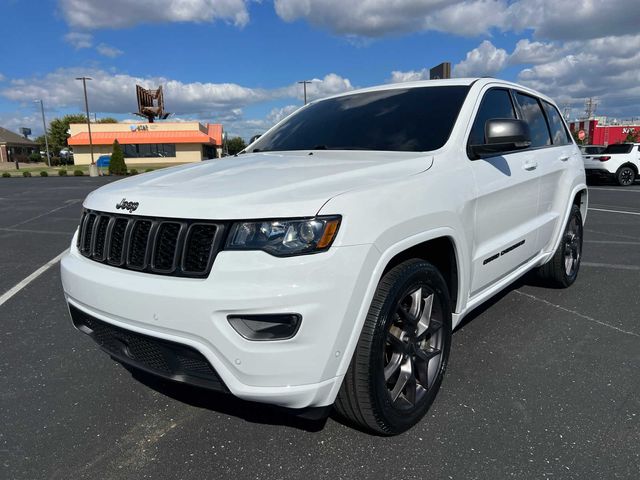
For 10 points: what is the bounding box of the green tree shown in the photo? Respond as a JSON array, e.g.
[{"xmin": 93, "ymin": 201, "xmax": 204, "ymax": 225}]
[
  {"xmin": 97, "ymin": 117, "xmax": 118, "ymax": 124},
  {"xmin": 226, "ymin": 136, "xmax": 246, "ymax": 155},
  {"xmin": 34, "ymin": 135, "xmax": 48, "ymax": 152},
  {"xmin": 109, "ymin": 140, "xmax": 127, "ymax": 175},
  {"xmin": 48, "ymin": 114, "xmax": 87, "ymax": 154},
  {"xmin": 623, "ymin": 129, "xmax": 639, "ymax": 143}
]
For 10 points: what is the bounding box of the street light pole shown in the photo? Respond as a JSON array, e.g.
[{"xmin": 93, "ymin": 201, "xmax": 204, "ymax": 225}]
[
  {"xmin": 35, "ymin": 99, "xmax": 51, "ymax": 167},
  {"xmin": 298, "ymin": 80, "xmax": 313, "ymax": 105},
  {"xmin": 75, "ymin": 76, "xmax": 98, "ymax": 177}
]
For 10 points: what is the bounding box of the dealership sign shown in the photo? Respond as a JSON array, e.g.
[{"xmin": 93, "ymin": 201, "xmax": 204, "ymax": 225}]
[{"xmin": 130, "ymin": 125, "xmax": 149, "ymax": 132}]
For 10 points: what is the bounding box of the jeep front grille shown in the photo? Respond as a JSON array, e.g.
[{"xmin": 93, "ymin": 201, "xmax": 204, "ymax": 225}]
[{"xmin": 77, "ymin": 210, "xmax": 226, "ymax": 278}]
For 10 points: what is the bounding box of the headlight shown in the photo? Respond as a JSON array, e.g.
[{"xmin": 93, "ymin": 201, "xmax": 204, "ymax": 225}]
[{"xmin": 225, "ymin": 216, "xmax": 341, "ymax": 256}]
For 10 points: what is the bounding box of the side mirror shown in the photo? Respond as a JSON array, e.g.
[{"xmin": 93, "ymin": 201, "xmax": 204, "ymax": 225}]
[{"xmin": 470, "ymin": 119, "xmax": 531, "ymax": 158}]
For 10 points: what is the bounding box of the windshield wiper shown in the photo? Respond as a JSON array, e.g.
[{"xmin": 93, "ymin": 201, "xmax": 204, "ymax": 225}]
[{"xmin": 311, "ymin": 145, "xmax": 328, "ymax": 150}]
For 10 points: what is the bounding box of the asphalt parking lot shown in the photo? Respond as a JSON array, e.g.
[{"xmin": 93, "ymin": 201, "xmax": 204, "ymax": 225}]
[{"xmin": 1, "ymin": 177, "xmax": 639, "ymax": 480}]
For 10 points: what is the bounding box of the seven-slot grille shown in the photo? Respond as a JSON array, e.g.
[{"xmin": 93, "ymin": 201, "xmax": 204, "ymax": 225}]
[{"xmin": 77, "ymin": 210, "xmax": 225, "ymax": 278}]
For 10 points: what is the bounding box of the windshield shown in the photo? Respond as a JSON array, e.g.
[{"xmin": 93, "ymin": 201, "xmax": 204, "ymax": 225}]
[
  {"xmin": 249, "ymin": 86, "xmax": 470, "ymax": 153},
  {"xmin": 604, "ymin": 144, "xmax": 633, "ymax": 154}
]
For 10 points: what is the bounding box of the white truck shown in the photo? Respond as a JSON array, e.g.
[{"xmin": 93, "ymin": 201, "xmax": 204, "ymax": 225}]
[
  {"xmin": 61, "ymin": 78, "xmax": 587, "ymax": 435},
  {"xmin": 583, "ymin": 143, "xmax": 640, "ymax": 186}
]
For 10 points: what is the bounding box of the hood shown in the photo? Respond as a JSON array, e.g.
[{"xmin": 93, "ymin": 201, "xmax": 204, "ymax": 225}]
[{"xmin": 84, "ymin": 151, "xmax": 432, "ymax": 219}]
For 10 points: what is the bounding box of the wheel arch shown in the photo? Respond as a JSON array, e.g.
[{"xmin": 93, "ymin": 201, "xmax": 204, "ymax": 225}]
[
  {"xmin": 381, "ymin": 236, "xmax": 460, "ymax": 313},
  {"xmin": 330, "ymin": 227, "xmax": 467, "ymax": 394},
  {"xmin": 573, "ymin": 187, "xmax": 588, "ymax": 223},
  {"xmin": 617, "ymin": 162, "xmax": 638, "ymax": 174},
  {"xmin": 544, "ymin": 184, "xmax": 588, "ymax": 260}
]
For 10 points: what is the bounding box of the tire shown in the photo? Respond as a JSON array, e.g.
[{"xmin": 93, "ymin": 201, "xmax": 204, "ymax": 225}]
[
  {"xmin": 616, "ymin": 166, "xmax": 636, "ymax": 186},
  {"xmin": 334, "ymin": 259, "xmax": 452, "ymax": 435},
  {"xmin": 536, "ymin": 204, "xmax": 583, "ymax": 288}
]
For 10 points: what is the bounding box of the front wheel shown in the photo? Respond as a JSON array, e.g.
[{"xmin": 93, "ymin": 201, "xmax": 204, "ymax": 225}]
[
  {"xmin": 616, "ymin": 166, "xmax": 636, "ymax": 186},
  {"xmin": 334, "ymin": 259, "xmax": 452, "ymax": 435}
]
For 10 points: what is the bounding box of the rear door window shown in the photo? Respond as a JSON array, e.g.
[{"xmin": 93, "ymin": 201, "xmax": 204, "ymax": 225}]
[{"xmin": 514, "ymin": 92, "xmax": 552, "ymax": 148}]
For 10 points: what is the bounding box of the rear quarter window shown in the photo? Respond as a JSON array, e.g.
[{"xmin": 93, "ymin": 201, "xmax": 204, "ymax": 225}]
[{"xmin": 542, "ymin": 101, "xmax": 572, "ymax": 145}]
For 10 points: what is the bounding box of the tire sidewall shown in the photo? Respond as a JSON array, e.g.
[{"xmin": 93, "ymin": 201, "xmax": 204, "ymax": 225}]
[
  {"xmin": 560, "ymin": 206, "xmax": 583, "ymax": 286},
  {"xmin": 617, "ymin": 166, "xmax": 636, "ymax": 186},
  {"xmin": 368, "ymin": 261, "xmax": 452, "ymax": 434}
]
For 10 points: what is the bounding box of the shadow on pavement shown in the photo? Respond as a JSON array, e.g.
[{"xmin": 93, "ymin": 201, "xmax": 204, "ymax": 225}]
[{"xmin": 125, "ymin": 366, "xmax": 330, "ymax": 433}]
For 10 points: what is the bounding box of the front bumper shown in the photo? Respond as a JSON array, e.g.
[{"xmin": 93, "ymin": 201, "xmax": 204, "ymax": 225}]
[{"xmin": 61, "ymin": 237, "xmax": 377, "ymax": 408}]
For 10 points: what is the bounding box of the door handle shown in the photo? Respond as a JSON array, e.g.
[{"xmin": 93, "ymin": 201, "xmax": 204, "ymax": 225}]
[
  {"xmin": 523, "ymin": 160, "xmax": 538, "ymax": 171},
  {"xmin": 559, "ymin": 154, "xmax": 570, "ymax": 161}
]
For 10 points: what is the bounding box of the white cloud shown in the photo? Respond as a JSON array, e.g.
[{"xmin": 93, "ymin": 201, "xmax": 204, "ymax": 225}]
[
  {"xmin": 2, "ymin": 68, "xmax": 268, "ymax": 115},
  {"xmin": 64, "ymin": 32, "xmax": 93, "ymax": 49},
  {"xmin": 421, "ymin": 0, "xmax": 506, "ymax": 36},
  {"xmin": 1, "ymin": 68, "xmax": 353, "ymax": 114},
  {"xmin": 60, "ymin": 0, "xmax": 251, "ymax": 29},
  {"xmin": 0, "ymin": 113, "xmax": 42, "ymax": 137},
  {"xmin": 305, "ymin": 73, "xmax": 354, "ymax": 100},
  {"xmin": 266, "ymin": 105, "xmax": 300, "ymax": 124},
  {"xmin": 275, "ymin": 0, "xmax": 506, "ymax": 38},
  {"xmin": 453, "ymin": 40, "xmax": 508, "ymax": 77},
  {"xmin": 273, "ymin": 73, "xmax": 354, "ymax": 102},
  {"xmin": 388, "ymin": 69, "xmax": 430, "ymax": 83},
  {"xmin": 509, "ymin": 39, "xmax": 562, "ymax": 65},
  {"xmin": 222, "ymin": 105, "xmax": 301, "ymax": 140},
  {"xmin": 0, "ymin": 68, "xmax": 353, "ymax": 142},
  {"xmin": 273, "ymin": 0, "xmax": 640, "ymax": 42},
  {"xmin": 0, "ymin": 73, "xmax": 5, "ymax": 82},
  {"xmin": 515, "ymin": 39, "xmax": 640, "ymax": 117},
  {"xmin": 505, "ymin": 0, "xmax": 640, "ymax": 41},
  {"xmin": 96, "ymin": 44, "xmax": 124, "ymax": 58}
]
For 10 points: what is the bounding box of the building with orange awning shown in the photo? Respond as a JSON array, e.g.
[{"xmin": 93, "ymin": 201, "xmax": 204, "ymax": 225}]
[{"xmin": 67, "ymin": 122, "xmax": 223, "ymax": 165}]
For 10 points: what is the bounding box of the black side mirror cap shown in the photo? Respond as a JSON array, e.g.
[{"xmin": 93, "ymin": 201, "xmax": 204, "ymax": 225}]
[{"xmin": 469, "ymin": 118, "xmax": 532, "ymax": 159}]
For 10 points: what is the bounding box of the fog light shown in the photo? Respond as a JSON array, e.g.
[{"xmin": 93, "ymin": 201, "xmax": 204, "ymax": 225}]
[{"xmin": 227, "ymin": 314, "xmax": 301, "ymax": 341}]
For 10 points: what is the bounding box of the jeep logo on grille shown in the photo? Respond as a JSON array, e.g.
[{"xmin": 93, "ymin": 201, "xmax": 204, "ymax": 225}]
[{"xmin": 115, "ymin": 198, "xmax": 139, "ymax": 213}]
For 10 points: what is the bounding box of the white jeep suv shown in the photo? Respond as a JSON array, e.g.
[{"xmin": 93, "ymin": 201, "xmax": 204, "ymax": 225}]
[{"xmin": 61, "ymin": 78, "xmax": 587, "ymax": 435}]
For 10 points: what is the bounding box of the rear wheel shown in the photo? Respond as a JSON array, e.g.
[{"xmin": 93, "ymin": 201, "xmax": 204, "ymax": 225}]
[
  {"xmin": 536, "ymin": 204, "xmax": 583, "ymax": 287},
  {"xmin": 335, "ymin": 259, "xmax": 452, "ymax": 435},
  {"xmin": 616, "ymin": 166, "xmax": 636, "ymax": 186}
]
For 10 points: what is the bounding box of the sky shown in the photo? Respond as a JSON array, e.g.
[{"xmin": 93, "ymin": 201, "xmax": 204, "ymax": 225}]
[{"xmin": 1, "ymin": 0, "xmax": 639, "ymax": 141}]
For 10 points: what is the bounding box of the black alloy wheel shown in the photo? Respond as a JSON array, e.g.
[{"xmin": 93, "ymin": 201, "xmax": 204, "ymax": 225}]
[
  {"xmin": 335, "ymin": 259, "xmax": 452, "ymax": 435},
  {"xmin": 617, "ymin": 166, "xmax": 636, "ymax": 186}
]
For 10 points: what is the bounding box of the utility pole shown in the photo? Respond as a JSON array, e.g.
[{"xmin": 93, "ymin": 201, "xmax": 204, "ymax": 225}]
[
  {"xmin": 298, "ymin": 80, "xmax": 313, "ymax": 105},
  {"xmin": 76, "ymin": 76, "xmax": 98, "ymax": 177},
  {"xmin": 35, "ymin": 99, "xmax": 51, "ymax": 167},
  {"xmin": 584, "ymin": 97, "xmax": 597, "ymax": 120}
]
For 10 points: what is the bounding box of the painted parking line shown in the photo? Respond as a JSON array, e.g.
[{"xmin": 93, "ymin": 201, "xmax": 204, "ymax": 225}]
[
  {"xmin": 7, "ymin": 199, "xmax": 81, "ymax": 229},
  {"xmin": 514, "ymin": 290, "xmax": 640, "ymax": 338},
  {"xmin": 584, "ymin": 239, "xmax": 640, "ymax": 246},
  {"xmin": 0, "ymin": 227, "xmax": 72, "ymax": 236},
  {"xmin": 589, "ymin": 187, "xmax": 640, "ymax": 193},
  {"xmin": 588, "ymin": 207, "xmax": 640, "ymax": 216},
  {"xmin": 0, "ymin": 250, "xmax": 67, "ymax": 308},
  {"xmin": 582, "ymin": 261, "xmax": 640, "ymax": 271}
]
